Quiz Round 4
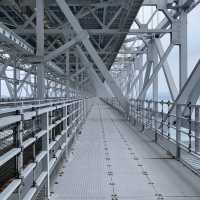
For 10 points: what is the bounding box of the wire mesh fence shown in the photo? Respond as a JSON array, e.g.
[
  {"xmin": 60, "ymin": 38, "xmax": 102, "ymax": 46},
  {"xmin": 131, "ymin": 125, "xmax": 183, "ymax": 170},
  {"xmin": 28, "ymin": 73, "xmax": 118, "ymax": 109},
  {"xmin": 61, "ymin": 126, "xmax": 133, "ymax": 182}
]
[
  {"xmin": 23, "ymin": 144, "xmax": 34, "ymax": 168},
  {"xmin": 0, "ymin": 126, "xmax": 17, "ymax": 156},
  {"xmin": 0, "ymin": 157, "xmax": 17, "ymax": 192},
  {"xmin": 35, "ymin": 184, "xmax": 48, "ymax": 200}
]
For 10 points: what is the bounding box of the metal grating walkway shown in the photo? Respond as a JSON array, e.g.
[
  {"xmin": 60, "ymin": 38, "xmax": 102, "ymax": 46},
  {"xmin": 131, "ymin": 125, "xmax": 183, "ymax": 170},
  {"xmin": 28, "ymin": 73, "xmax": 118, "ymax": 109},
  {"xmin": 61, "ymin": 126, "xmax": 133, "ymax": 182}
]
[{"xmin": 50, "ymin": 100, "xmax": 200, "ymax": 200}]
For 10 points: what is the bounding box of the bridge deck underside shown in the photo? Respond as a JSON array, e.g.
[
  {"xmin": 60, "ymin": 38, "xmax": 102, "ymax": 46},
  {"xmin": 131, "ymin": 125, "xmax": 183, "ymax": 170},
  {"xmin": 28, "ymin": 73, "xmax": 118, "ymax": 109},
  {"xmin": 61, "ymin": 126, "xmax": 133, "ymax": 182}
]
[{"xmin": 51, "ymin": 100, "xmax": 200, "ymax": 200}]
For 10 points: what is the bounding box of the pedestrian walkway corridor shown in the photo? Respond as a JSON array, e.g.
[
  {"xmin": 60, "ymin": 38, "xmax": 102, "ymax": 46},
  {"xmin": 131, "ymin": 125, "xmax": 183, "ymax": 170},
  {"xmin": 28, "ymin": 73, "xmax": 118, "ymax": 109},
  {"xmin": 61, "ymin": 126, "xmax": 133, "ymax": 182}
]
[{"xmin": 51, "ymin": 100, "xmax": 200, "ymax": 200}]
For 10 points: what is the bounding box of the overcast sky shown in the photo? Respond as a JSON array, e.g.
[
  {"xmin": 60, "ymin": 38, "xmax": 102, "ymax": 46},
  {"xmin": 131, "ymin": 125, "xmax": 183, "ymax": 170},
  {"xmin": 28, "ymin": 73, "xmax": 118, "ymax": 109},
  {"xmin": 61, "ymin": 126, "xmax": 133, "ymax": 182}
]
[
  {"xmin": 150, "ymin": 4, "xmax": 200, "ymax": 100},
  {"xmin": 1, "ymin": 4, "xmax": 200, "ymax": 99}
]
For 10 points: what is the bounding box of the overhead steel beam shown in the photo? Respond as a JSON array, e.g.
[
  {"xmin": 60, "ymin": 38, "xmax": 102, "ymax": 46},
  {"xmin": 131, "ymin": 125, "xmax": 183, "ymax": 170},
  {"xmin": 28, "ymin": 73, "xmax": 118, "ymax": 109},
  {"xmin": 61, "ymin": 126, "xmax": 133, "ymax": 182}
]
[
  {"xmin": 46, "ymin": 61, "xmax": 64, "ymax": 76},
  {"xmin": 14, "ymin": 28, "xmax": 172, "ymax": 36},
  {"xmin": 168, "ymin": 60, "xmax": 200, "ymax": 115},
  {"xmin": 56, "ymin": 0, "xmax": 128, "ymax": 111},
  {"xmin": 44, "ymin": 35, "xmax": 84, "ymax": 62},
  {"xmin": 129, "ymin": 62, "xmax": 147, "ymax": 93},
  {"xmin": 20, "ymin": 12, "xmax": 36, "ymax": 30},
  {"xmin": 138, "ymin": 44, "xmax": 174, "ymax": 99},
  {"xmin": 17, "ymin": 66, "xmax": 33, "ymax": 93},
  {"xmin": 155, "ymin": 39, "xmax": 178, "ymax": 101},
  {"xmin": 76, "ymin": 45, "xmax": 110, "ymax": 97},
  {"xmin": 71, "ymin": 67, "xmax": 86, "ymax": 79},
  {"xmin": 65, "ymin": 48, "xmax": 70, "ymax": 97},
  {"xmin": 179, "ymin": 12, "xmax": 188, "ymax": 89}
]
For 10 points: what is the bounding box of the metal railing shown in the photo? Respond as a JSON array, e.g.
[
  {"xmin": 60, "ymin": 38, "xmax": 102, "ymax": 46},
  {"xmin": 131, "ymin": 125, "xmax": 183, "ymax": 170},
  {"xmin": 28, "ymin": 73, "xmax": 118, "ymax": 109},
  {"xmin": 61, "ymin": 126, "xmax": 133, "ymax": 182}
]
[
  {"xmin": 0, "ymin": 97, "xmax": 94, "ymax": 200},
  {"xmin": 103, "ymin": 97, "xmax": 200, "ymax": 174}
]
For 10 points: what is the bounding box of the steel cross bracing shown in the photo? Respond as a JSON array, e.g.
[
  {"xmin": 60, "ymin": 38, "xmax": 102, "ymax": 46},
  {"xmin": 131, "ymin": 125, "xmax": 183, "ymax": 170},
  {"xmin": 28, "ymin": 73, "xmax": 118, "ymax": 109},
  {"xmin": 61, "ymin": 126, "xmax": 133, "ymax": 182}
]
[
  {"xmin": 111, "ymin": 0, "xmax": 200, "ymax": 106},
  {"xmin": 0, "ymin": 97, "xmax": 94, "ymax": 200},
  {"xmin": 0, "ymin": 0, "xmax": 143, "ymax": 106},
  {"xmin": 0, "ymin": 1, "xmax": 144, "ymax": 199},
  {"xmin": 0, "ymin": 0, "xmax": 199, "ymax": 146},
  {"xmin": 0, "ymin": 0, "xmax": 200, "ymax": 200},
  {"xmin": 101, "ymin": 0, "xmax": 200, "ymax": 184}
]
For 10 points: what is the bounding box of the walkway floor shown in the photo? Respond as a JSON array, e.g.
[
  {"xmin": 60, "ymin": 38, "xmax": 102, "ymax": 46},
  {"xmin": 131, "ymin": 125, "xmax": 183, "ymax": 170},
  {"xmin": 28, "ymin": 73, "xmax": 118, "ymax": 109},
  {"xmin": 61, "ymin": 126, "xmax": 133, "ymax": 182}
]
[{"xmin": 50, "ymin": 101, "xmax": 200, "ymax": 200}]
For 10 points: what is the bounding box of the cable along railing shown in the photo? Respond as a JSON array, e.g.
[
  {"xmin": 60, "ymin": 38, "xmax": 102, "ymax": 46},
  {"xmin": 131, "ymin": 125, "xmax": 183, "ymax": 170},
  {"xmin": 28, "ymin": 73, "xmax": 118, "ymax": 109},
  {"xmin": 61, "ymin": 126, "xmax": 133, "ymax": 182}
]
[{"xmin": 103, "ymin": 97, "xmax": 200, "ymax": 174}]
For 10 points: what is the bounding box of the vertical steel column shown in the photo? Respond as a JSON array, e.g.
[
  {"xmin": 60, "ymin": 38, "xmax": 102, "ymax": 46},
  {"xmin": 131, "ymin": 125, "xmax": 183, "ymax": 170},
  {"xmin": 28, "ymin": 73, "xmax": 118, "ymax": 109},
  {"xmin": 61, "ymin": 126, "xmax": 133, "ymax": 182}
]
[
  {"xmin": 176, "ymin": 104, "xmax": 181, "ymax": 160},
  {"xmin": 65, "ymin": 49, "xmax": 70, "ymax": 98},
  {"xmin": 42, "ymin": 112, "xmax": 50, "ymax": 198},
  {"xmin": 138, "ymin": 56, "xmax": 143, "ymax": 95},
  {"xmin": 34, "ymin": 65, "xmax": 37, "ymax": 98},
  {"xmin": 36, "ymin": 1, "xmax": 49, "ymax": 196},
  {"xmin": 13, "ymin": 58, "xmax": 19, "ymax": 100},
  {"xmin": 17, "ymin": 108, "xmax": 23, "ymax": 199},
  {"xmin": 126, "ymin": 63, "xmax": 132, "ymax": 99},
  {"xmin": 154, "ymin": 101, "xmax": 158, "ymax": 143},
  {"xmin": 63, "ymin": 103, "xmax": 67, "ymax": 161},
  {"xmin": 76, "ymin": 46, "xmax": 110, "ymax": 97},
  {"xmin": 0, "ymin": 78, "xmax": 1, "ymax": 98},
  {"xmin": 36, "ymin": 0, "xmax": 45, "ymax": 99},
  {"xmin": 179, "ymin": 12, "xmax": 188, "ymax": 90},
  {"xmin": 152, "ymin": 39, "xmax": 158, "ymax": 103},
  {"xmin": 56, "ymin": 0, "xmax": 128, "ymax": 112},
  {"xmin": 195, "ymin": 106, "xmax": 200, "ymax": 153}
]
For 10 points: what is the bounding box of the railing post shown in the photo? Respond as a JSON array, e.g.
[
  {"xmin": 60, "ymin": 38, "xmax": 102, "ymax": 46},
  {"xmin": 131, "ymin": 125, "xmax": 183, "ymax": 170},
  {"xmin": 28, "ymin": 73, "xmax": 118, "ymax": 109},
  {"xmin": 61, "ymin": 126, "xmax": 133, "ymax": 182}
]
[
  {"xmin": 137, "ymin": 100, "xmax": 138, "ymax": 126},
  {"xmin": 150, "ymin": 101, "xmax": 153, "ymax": 129},
  {"xmin": 188, "ymin": 102, "xmax": 192, "ymax": 152},
  {"xmin": 195, "ymin": 106, "xmax": 200, "ymax": 154},
  {"xmin": 140, "ymin": 100, "xmax": 143, "ymax": 129},
  {"xmin": 83, "ymin": 99, "xmax": 86, "ymax": 119},
  {"xmin": 176, "ymin": 104, "xmax": 181, "ymax": 160},
  {"xmin": 167, "ymin": 101, "xmax": 171, "ymax": 139},
  {"xmin": 154, "ymin": 101, "xmax": 158, "ymax": 143},
  {"xmin": 132, "ymin": 100, "xmax": 134, "ymax": 125},
  {"xmin": 64, "ymin": 103, "xmax": 67, "ymax": 161},
  {"xmin": 141, "ymin": 100, "xmax": 145, "ymax": 131},
  {"xmin": 16, "ymin": 108, "xmax": 23, "ymax": 199},
  {"xmin": 146, "ymin": 101, "xmax": 151, "ymax": 128},
  {"xmin": 127, "ymin": 102, "xmax": 130, "ymax": 121},
  {"xmin": 161, "ymin": 101, "xmax": 164, "ymax": 135}
]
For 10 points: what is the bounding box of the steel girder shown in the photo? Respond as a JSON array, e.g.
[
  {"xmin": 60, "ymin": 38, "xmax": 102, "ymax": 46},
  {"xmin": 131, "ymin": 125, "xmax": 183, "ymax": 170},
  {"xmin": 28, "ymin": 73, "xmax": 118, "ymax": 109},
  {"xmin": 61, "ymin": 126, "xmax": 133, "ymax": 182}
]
[
  {"xmin": 76, "ymin": 45, "xmax": 110, "ymax": 97},
  {"xmin": 56, "ymin": 0, "xmax": 130, "ymax": 111},
  {"xmin": 112, "ymin": 0, "xmax": 200, "ymax": 108}
]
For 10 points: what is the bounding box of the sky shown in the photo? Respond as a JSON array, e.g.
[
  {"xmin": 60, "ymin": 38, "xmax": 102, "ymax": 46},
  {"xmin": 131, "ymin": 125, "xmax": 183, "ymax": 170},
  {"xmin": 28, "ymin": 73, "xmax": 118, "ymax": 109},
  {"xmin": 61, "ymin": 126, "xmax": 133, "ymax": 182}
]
[
  {"xmin": 1, "ymin": 4, "xmax": 200, "ymax": 100},
  {"xmin": 122, "ymin": 4, "xmax": 200, "ymax": 100},
  {"xmin": 158, "ymin": 4, "xmax": 200, "ymax": 99}
]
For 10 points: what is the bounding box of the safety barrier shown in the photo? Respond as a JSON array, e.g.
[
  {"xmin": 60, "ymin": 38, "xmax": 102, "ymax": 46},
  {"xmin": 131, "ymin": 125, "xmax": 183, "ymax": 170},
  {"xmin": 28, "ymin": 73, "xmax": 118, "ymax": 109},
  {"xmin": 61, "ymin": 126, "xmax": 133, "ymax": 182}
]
[
  {"xmin": 0, "ymin": 97, "xmax": 94, "ymax": 200},
  {"xmin": 102, "ymin": 97, "xmax": 200, "ymax": 175}
]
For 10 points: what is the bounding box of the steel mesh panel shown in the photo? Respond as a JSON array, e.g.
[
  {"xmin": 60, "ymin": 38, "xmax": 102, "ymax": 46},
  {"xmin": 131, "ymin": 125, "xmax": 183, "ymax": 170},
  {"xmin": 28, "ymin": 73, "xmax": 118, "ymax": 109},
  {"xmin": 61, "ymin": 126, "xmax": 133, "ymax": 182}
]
[
  {"xmin": 35, "ymin": 184, "xmax": 48, "ymax": 200},
  {"xmin": 23, "ymin": 120, "xmax": 33, "ymax": 141},
  {"xmin": 0, "ymin": 128, "xmax": 16, "ymax": 156},
  {"xmin": 54, "ymin": 123, "xmax": 63, "ymax": 137},
  {"xmin": 23, "ymin": 118, "xmax": 42, "ymax": 142},
  {"xmin": 52, "ymin": 108, "xmax": 63, "ymax": 124},
  {"xmin": 0, "ymin": 157, "xmax": 17, "ymax": 192},
  {"xmin": 35, "ymin": 137, "xmax": 43, "ymax": 156},
  {"xmin": 23, "ymin": 144, "xmax": 34, "ymax": 168}
]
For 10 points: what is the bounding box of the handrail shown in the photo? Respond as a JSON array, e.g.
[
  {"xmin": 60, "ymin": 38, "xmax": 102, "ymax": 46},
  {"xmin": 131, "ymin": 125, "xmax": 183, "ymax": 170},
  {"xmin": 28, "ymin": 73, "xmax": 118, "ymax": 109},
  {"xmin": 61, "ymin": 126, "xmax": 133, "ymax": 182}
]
[{"xmin": 102, "ymin": 97, "xmax": 200, "ymax": 175}]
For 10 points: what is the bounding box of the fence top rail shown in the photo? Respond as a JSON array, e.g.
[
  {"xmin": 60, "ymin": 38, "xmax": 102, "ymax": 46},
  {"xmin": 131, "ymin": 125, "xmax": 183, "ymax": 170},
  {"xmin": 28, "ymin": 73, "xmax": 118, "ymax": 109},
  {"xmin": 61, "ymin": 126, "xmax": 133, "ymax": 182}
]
[
  {"xmin": 0, "ymin": 97, "xmax": 85, "ymax": 107},
  {"xmin": 129, "ymin": 98, "xmax": 200, "ymax": 108}
]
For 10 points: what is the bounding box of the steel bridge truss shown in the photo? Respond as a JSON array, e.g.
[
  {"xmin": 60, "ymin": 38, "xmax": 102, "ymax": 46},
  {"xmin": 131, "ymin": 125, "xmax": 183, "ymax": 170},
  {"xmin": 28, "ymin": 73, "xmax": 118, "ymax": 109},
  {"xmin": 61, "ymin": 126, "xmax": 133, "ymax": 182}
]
[
  {"xmin": 0, "ymin": 0, "xmax": 200, "ymax": 199},
  {"xmin": 0, "ymin": 0, "xmax": 143, "ymax": 108},
  {"xmin": 111, "ymin": 0, "xmax": 200, "ymax": 106},
  {"xmin": 105, "ymin": 0, "xmax": 200, "ymax": 176}
]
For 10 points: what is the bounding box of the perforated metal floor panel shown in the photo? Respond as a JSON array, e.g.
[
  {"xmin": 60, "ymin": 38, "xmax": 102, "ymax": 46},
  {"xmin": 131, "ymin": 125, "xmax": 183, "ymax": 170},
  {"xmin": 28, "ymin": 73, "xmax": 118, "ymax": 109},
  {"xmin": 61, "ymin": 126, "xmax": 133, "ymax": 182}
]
[{"xmin": 50, "ymin": 101, "xmax": 200, "ymax": 200}]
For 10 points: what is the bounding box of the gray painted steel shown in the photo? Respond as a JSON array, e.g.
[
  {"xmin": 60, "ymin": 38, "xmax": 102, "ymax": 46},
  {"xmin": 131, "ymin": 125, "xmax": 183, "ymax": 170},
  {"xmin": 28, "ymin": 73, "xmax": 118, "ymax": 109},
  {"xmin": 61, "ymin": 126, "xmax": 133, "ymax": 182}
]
[{"xmin": 51, "ymin": 100, "xmax": 200, "ymax": 200}]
